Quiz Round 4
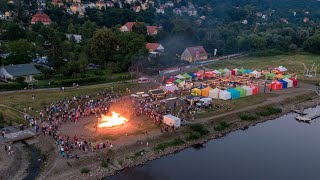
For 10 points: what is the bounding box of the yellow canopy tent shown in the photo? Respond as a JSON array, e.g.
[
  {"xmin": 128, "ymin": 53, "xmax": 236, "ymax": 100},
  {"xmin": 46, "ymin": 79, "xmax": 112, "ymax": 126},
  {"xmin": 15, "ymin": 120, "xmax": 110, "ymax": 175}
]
[{"xmin": 191, "ymin": 88, "xmax": 202, "ymax": 96}]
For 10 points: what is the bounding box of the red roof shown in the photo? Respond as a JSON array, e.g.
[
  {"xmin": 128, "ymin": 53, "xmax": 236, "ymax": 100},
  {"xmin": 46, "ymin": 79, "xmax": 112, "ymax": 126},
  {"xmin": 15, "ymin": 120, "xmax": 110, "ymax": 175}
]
[
  {"xmin": 31, "ymin": 13, "xmax": 52, "ymax": 25},
  {"xmin": 147, "ymin": 26, "xmax": 158, "ymax": 35},
  {"xmin": 122, "ymin": 22, "xmax": 136, "ymax": 31},
  {"xmin": 146, "ymin": 43, "xmax": 160, "ymax": 51},
  {"xmin": 186, "ymin": 46, "xmax": 207, "ymax": 58}
]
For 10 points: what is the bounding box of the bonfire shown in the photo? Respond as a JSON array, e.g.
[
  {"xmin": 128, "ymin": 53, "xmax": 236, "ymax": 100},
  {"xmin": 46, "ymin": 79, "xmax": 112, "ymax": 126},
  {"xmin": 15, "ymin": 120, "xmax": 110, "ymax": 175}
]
[{"xmin": 98, "ymin": 112, "xmax": 128, "ymax": 128}]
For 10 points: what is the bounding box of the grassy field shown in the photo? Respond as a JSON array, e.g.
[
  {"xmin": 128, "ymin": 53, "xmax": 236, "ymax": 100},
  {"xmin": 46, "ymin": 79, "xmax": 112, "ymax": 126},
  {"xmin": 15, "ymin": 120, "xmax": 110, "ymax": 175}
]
[
  {"xmin": 0, "ymin": 107, "xmax": 26, "ymax": 125},
  {"xmin": 206, "ymin": 54, "xmax": 320, "ymax": 82}
]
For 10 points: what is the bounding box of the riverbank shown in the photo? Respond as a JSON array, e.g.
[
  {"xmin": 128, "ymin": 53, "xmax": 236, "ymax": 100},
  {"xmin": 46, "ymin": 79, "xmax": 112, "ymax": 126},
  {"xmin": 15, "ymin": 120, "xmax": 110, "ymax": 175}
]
[{"xmin": 65, "ymin": 91, "xmax": 319, "ymax": 180}]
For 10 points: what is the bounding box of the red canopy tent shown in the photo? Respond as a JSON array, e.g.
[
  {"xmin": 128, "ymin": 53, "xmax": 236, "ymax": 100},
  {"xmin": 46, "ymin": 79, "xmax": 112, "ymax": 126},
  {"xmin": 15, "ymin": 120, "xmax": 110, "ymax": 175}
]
[
  {"xmin": 268, "ymin": 81, "xmax": 283, "ymax": 90},
  {"xmin": 166, "ymin": 77, "xmax": 175, "ymax": 84},
  {"xmin": 204, "ymin": 71, "xmax": 216, "ymax": 79},
  {"xmin": 196, "ymin": 70, "xmax": 204, "ymax": 80},
  {"xmin": 249, "ymin": 84, "xmax": 259, "ymax": 94},
  {"xmin": 289, "ymin": 78, "xmax": 298, "ymax": 87}
]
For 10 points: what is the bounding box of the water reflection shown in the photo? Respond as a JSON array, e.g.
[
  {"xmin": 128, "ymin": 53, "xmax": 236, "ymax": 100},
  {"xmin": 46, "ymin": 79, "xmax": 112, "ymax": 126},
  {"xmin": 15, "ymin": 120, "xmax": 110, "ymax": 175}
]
[{"xmin": 110, "ymin": 108, "xmax": 320, "ymax": 180}]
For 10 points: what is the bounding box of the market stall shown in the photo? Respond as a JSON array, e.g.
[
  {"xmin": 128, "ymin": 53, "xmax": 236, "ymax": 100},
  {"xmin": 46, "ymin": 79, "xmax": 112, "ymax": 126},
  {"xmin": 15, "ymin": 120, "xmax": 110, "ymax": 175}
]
[
  {"xmin": 219, "ymin": 90, "xmax": 231, "ymax": 100},
  {"xmin": 242, "ymin": 86, "xmax": 253, "ymax": 96},
  {"xmin": 228, "ymin": 88, "xmax": 240, "ymax": 99},
  {"xmin": 201, "ymin": 86, "xmax": 213, "ymax": 97},
  {"xmin": 209, "ymin": 88, "xmax": 220, "ymax": 99}
]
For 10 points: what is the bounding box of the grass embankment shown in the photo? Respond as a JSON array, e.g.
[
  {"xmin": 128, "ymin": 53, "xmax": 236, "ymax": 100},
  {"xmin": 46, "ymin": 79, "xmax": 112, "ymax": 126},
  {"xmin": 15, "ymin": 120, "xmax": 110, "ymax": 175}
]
[
  {"xmin": 239, "ymin": 106, "xmax": 282, "ymax": 121},
  {"xmin": 206, "ymin": 54, "xmax": 320, "ymax": 83},
  {"xmin": 0, "ymin": 107, "xmax": 26, "ymax": 127}
]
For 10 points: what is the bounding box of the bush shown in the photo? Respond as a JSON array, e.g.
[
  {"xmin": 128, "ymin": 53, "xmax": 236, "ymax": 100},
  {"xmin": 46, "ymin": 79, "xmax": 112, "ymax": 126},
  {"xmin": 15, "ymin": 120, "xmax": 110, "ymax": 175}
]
[
  {"xmin": 154, "ymin": 138, "xmax": 185, "ymax": 151},
  {"xmin": 214, "ymin": 121, "xmax": 230, "ymax": 131},
  {"xmin": 186, "ymin": 132, "xmax": 201, "ymax": 141},
  {"xmin": 239, "ymin": 112, "xmax": 258, "ymax": 121},
  {"xmin": 0, "ymin": 82, "xmax": 24, "ymax": 91},
  {"xmin": 101, "ymin": 160, "xmax": 108, "ymax": 168},
  {"xmin": 190, "ymin": 123, "xmax": 209, "ymax": 136},
  {"xmin": 256, "ymin": 106, "xmax": 282, "ymax": 117},
  {"xmin": 0, "ymin": 111, "xmax": 4, "ymax": 128},
  {"xmin": 80, "ymin": 167, "xmax": 90, "ymax": 174}
]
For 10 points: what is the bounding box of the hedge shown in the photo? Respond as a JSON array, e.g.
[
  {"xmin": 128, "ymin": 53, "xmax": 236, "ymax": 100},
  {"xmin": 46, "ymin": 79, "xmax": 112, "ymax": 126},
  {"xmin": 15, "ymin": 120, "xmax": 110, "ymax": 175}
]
[{"xmin": 0, "ymin": 82, "xmax": 25, "ymax": 91}]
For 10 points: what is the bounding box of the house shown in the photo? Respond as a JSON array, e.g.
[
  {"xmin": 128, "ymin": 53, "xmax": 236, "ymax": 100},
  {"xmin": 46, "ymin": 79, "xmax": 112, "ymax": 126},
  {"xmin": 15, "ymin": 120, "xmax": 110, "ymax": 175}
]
[
  {"xmin": 83, "ymin": 2, "xmax": 96, "ymax": 9},
  {"xmin": 147, "ymin": 26, "xmax": 158, "ymax": 35},
  {"xmin": 0, "ymin": 11, "xmax": 5, "ymax": 20},
  {"xmin": 120, "ymin": 22, "xmax": 137, "ymax": 32},
  {"xmin": 156, "ymin": 7, "xmax": 165, "ymax": 14},
  {"xmin": 181, "ymin": 46, "xmax": 208, "ymax": 62},
  {"xmin": 133, "ymin": 5, "xmax": 141, "ymax": 12},
  {"xmin": 106, "ymin": 1, "xmax": 114, "ymax": 7},
  {"xmin": 66, "ymin": 34, "xmax": 82, "ymax": 43},
  {"xmin": 146, "ymin": 43, "xmax": 164, "ymax": 53},
  {"xmin": 173, "ymin": 8, "xmax": 182, "ymax": 15},
  {"xmin": 96, "ymin": 0, "xmax": 106, "ymax": 9},
  {"xmin": 70, "ymin": 3, "xmax": 84, "ymax": 16},
  {"xmin": 165, "ymin": 1, "xmax": 174, "ymax": 7},
  {"xmin": 141, "ymin": 3, "xmax": 149, "ymax": 10},
  {"xmin": 31, "ymin": 13, "xmax": 52, "ymax": 25},
  {"xmin": 73, "ymin": 0, "xmax": 81, "ymax": 3},
  {"xmin": 52, "ymin": 0, "xmax": 64, "ymax": 7},
  {"xmin": 187, "ymin": 8, "xmax": 197, "ymax": 16},
  {"xmin": 304, "ymin": 17, "xmax": 310, "ymax": 23},
  {"xmin": 0, "ymin": 64, "xmax": 41, "ymax": 82}
]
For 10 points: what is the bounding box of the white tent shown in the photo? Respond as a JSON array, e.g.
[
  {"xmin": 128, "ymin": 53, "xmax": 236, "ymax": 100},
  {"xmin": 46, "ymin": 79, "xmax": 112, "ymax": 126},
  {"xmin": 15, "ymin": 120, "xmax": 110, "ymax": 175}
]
[
  {"xmin": 233, "ymin": 68, "xmax": 239, "ymax": 75},
  {"xmin": 175, "ymin": 74, "xmax": 185, "ymax": 79},
  {"xmin": 278, "ymin": 66, "xmax": 287, "ymax": 72},
  {"xmin": 242, "ymin": 86, "xmax": 253, "ymax": 96},
  {"xmin": 160, "ymin": 84, "xmax": 179, "ymax": 92},
  {"xmin": 250, "ymin": 70, "xmax": 261, "ymax": 78},
  {"xmin": 163, "ymin": 114, "xmax": 181, "ymax": 128},
  {"xmin": 209, "ymin": 88, "xmax": 220, "ymax": 99},
  {"xmin": 219, "ymin": 90, "xmax": 231, "ymax": 100},
  {"xmin": 283, "ymin": 78, "xmax": 293, "ymax": 88},
  {"xmin": 213, "ymin": 70, "xmax": 221, "ymax": 74},
  {"xmin": 224, "ymin": 68, "xmax": 231, "ymax": 76}
]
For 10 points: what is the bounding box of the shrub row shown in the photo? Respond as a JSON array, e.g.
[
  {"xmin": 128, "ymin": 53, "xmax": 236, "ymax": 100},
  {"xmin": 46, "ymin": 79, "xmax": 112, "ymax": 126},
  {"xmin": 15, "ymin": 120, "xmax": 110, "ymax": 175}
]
[
  {"xmin": 256, "ymin": 106, "xmax": 282, "ymax": 117},
  {"xmin": 154, "ymin": 138, "xmax": 185, "ymax": 151},
  {"xmin": 0, "ymin": 82, "xmax": 25, "ymax": 91},
  {"xmin": 239, "ymin": 112, "xmax": 259, "ymax": 121},
  {"xmin": 214, "ymin": 121, "xmax": 230, "ymax": 131}
]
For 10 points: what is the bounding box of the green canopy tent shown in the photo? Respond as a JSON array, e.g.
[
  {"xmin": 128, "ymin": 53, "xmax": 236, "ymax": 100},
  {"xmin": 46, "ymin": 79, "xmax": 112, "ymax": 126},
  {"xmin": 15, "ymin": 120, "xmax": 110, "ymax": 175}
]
[
  {"xmin": 175, "ymin": 79, "xmax": 183, "ymax": 84},
  {"xmin": 218, "ymin": 69, "xmax": 225, "ymax": 76},
  {"xmin": 238, "ymin": 68, "xmax": 245, "ymax": 75},
  {"xmin": 183, "ymin": 73, "xmax": 192, "ymax": 81},
  {"xmin": 235, "ymin": 86, "xmax": 247, "ymax": 97},
  {"xmin": 284, "ymin": 74, "xmax": 291, "ymax": 78},
  {"xmin": 266, "ymin": 73, "xmax": 276, "ymax": 80}
]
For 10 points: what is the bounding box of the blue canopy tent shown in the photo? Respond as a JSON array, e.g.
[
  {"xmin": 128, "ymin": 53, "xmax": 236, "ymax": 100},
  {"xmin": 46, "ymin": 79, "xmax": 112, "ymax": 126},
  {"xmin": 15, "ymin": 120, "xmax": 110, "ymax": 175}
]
[
  {"xmin": 278, "ymin": 79, "xmax": 288, "ymax": 88},
  {"xmin": 188, "ymin": 73, "xmax": 198, "ymax": 80},
  {"xmin": 227, "ymin": 88, "xmax": 240, "ymax": 99},
  {"xmin": 197, "ymin": 84, "xmax": 206, "ymax": 90},
  {"xmin": 244, "ymin": 69, "xmax": 253, "ymax": 74}
]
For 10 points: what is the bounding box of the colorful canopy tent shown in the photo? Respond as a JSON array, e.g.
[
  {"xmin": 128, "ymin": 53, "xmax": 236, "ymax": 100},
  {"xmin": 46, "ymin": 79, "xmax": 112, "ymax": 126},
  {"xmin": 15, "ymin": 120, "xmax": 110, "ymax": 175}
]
[
  {"xmin": 197, "ymin": 84, "xmax": 206, "ymax": 90},
  {"xmin": 232, "ymin": 68, "xmax": 239, "ymax": 75},
  {"xmin": 188, "ymin": 73, "xmax": 198, "ymax": 80},
  {"xmin": 235, "ymin": 87, "xmax": 246, "ymax": 97},
  {"xmin": 213, "ymin": 70, "xmax": 221, "ymax": 74},
  {"xmin": 185, "ymin": 82, "xmax": 194, "ymax": 89},
  {"xmin": 274, "ymin": 74, "xmax": 284, "ymax": 80},
  {"xmin": 224, "ymin": 74, "xmax": 238, "ymax": 82},
  {"xmin": 183, "ymin": 73, "xmax": 192, "ymax": 81},
  {"xmin": 242, "ymin": 86, "xmax": 253, "ymax": 96},
  {"xmin": 201, "ymin": 86, "xmax": 213, "ymax": 97},
  {"xmin": 290, "ymin": 78, "xmax": 298, "ymax": 87},
  {"xmin": 269, "ymin": 81, "xmax": 283, "ymax": 90},
  {"xmin": 209, "ymin": 88, "xmax": 220, "ymax": 99},
  {"xmin": 244, "ymin": 69, "xmax": 253, "ymax": 74},
  {"xmin": 278, "ymin": 79, "xmax": 288, "ymax": 88},
  {"xmin": 266, "ymin": 73, "xmax": 276, "ymax": 80},
  {"xmin": 175, "ymin": 74, "xmax": 185, "ymax": 80},
  {"xmin": 283, "ymin": 78, "xmax": 293, "ymax": 88},
  {"xmin": 224, "ymin": 68, "xmax": 231, "ymax": 76},
  {"xmin": 160, "ymin": 84, "xmax": 178, "ymax": 93},
  {"xmin": 166, "ymin": 77, "xmax": 175, "ymax": 84},
  {"xmin": 250, "ymin": 70, "xmax": 261, "ymax": 78},
  {"xmin": 238, "ymin": 68, "xmax": 245, "ymax": 75},
  {"xmin": 191, "ymin": 88, "xmax": 202, "ymax": 96},
  {"xmin": 196, "ymin": 71, "xmax": 204, "ymax": 80},
  {"xmin": 228, "ymin": 88, "xmax": 240, "ymax": 99},
  {"xmin": 278, "ymin": 66, "xmax": 287, "ymax": 72},
  {"xmin": 218, "ymin": 69, "xmax": 225, "ymax": 76},
  {"xmin": 205, "ymin": 71, "xmax": 216, "ymax": 78},
  {"xmin": 284, "ymin": 75, "xmax": 291, "ymax": 78},
  {"xmin": 219, "ymin": 90, "xmax": 231, "ymax": 100},
  {"xmin": 249, "ymin": 84, "xmax": 259, "ymax": 94},
  {"xmin": 175, "ymin": 79, "xmax": 185, "ymax": 88}
]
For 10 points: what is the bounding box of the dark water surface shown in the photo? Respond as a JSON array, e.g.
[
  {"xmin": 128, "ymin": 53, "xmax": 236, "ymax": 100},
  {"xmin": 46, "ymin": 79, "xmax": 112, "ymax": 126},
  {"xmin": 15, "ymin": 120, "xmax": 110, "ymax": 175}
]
[{"xmin": 109, "ymin": 109, "xmax": 320, "ymax": 180}]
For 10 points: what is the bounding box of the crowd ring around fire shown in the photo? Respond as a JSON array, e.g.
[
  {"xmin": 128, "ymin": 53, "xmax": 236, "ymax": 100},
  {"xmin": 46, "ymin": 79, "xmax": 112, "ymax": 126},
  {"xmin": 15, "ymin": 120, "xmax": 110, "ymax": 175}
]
[{"xmin": 60, "ymin": 66, "xmax": 298, "ymax": 141}]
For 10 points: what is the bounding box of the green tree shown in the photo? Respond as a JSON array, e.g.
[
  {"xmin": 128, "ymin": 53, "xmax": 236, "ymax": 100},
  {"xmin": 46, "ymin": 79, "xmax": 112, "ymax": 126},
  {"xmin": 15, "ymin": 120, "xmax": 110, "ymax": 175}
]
[
  {"xmin": 81, "ymin": 21, "xmax": 97, "ymax": 40},
  {"xmin": 90, "ymin": 29, "xmax": 118, "ymax": 67},
  {"xmin": 47, "ymin": 28, "xmax": 64, "ymax": 69},
  {"xmin": 7, "ymin": 39, "xmax": 35, "ymax": 64},
  {"xmin": 303, "ymin": 34, "xmax": 320, "ymax": 54},
  {"xmin": 67, "ymin": 23, "xmax": 77, "ymax": 34},
  {"xmin": 132, "ymin": 23, "xmax": 147, "ymax": 35}
]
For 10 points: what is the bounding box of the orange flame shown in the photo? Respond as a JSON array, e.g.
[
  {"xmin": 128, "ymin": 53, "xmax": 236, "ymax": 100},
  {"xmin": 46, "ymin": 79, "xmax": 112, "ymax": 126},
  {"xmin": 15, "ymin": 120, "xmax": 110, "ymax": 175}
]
[{"xmin": 98, "ymin": 111, "xmax": 128, "ymax": 128}]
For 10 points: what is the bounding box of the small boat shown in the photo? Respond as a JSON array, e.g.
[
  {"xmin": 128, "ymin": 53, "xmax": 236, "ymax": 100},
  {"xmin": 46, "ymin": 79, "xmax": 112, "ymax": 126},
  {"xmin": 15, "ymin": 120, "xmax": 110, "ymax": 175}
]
[{"xmin": 295, "ymin": 115, "xmax": 311, "ymax": 122}]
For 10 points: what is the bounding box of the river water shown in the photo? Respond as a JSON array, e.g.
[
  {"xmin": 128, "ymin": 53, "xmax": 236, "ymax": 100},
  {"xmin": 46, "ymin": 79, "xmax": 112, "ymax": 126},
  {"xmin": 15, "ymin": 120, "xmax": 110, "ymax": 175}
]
[{"xmin": 109, "ymin": 108, "xmax": 320, "ymax": 180}]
